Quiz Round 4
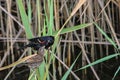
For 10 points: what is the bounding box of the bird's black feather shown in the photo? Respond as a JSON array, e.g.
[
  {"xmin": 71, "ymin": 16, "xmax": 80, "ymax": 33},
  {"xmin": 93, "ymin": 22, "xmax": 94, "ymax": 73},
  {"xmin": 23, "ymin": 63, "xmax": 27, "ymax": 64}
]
[{"xmin": 20, "ymin": 36, "xmax": 54, "ymax": 50}]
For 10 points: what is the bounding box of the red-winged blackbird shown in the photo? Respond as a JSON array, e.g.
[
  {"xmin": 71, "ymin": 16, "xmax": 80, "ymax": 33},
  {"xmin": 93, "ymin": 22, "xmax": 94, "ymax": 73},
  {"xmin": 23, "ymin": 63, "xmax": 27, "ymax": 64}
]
[
  {"xmin": 25, "ymin": 46, "xmax": 45, "ymax": 69},
  {"xmin": 18, "ymin": 36, "xmax": 54, "ymax": 69},
  {"xmin": 21, "ymin": 36, "xmax": 54, "ymax": 50}
]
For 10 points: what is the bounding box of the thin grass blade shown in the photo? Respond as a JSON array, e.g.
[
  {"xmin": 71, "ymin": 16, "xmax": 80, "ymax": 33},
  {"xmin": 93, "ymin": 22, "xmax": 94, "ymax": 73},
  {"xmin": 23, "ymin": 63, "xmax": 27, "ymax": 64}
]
[
  {"xmin": 78, "ymin": 53, "xmax": 120, "ymax": 70},
  {"xmin": 61, "ymin": 53, "xmax": 81, "ymax": 80}
]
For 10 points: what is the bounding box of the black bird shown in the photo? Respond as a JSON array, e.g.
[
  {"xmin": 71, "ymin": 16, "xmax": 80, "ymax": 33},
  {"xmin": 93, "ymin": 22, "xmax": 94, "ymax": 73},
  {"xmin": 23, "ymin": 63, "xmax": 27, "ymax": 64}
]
[{"xmin": 21, "ymin": 36, "xmax": 54, "ymax": 50}]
